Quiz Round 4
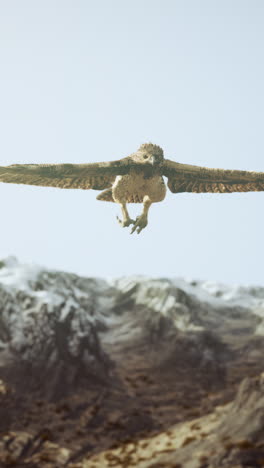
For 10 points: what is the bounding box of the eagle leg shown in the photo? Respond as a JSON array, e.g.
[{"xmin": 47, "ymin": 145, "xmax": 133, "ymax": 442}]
[
  {"xmin": 116, "ymin": 203, "xmax": 135, "ymax": 228},
  {"xmin": 131, "ymin": 196, "xmax": 152, "ymax": 234}
]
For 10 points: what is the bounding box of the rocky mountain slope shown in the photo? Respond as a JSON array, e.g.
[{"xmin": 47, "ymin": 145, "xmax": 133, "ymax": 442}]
[{"xmin": 0, "ymin": 257, "xmax": 264, "ymax": 467}]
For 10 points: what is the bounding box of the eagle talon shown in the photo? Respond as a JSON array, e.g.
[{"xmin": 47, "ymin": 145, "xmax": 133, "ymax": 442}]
[
  {"xmin": 116, "ymin": 215, "xmax": 135, "ymax": 228},
  {"xmin": 130, "ymin": 215, "xmax": 148, "ymax": 234}
]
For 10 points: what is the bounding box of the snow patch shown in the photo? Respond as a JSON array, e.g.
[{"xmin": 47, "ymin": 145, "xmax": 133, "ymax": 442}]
[{"xmin": 0, "ymin": 256, "xmax": 43, "ymax": 292}]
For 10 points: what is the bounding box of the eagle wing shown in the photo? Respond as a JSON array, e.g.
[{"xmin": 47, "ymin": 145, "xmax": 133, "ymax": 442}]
[
  {"xmin": 163, "ymin": 159, "xmax": 264, "ymax": 194},
  {"xmin": 0, "ymin": 158, "xmax": 133, "ymax": 190}
]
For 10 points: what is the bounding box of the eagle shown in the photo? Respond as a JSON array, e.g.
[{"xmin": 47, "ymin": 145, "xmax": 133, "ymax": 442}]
[{"xmin": 0, "ymin": 142, "xmax": 263, "ymax": 234}]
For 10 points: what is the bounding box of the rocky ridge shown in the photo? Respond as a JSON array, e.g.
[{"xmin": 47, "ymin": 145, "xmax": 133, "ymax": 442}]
[{"xmin": 0, "ymin": 257, "xmax": 263, "ymax": 467}]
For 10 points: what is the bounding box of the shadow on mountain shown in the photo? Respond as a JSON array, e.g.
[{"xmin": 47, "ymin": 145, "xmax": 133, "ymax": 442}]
[{"xmin": 0, "ymin": 259, "xmax": 264, "ymax": 466}]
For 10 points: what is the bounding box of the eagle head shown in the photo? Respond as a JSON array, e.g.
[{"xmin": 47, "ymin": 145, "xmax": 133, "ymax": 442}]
[{"xmin": 131, "ymin": 143, "xmax": 164, "ymax": 166}]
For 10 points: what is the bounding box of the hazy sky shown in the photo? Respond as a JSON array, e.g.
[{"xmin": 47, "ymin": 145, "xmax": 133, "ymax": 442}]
[{"xmin": 0, "ymin": 1, "xmax": 263, "ymax": 284}]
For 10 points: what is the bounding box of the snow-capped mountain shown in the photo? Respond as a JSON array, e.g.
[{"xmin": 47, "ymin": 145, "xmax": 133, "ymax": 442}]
[{"xmin": 0, "ymin": 257, "xmax": 264, "ymax": 467}]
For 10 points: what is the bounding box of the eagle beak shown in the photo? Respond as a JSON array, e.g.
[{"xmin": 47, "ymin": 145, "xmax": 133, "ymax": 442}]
[{"xmin": 149, "ymin": 156, "xmax": 155, "ymax": 165}]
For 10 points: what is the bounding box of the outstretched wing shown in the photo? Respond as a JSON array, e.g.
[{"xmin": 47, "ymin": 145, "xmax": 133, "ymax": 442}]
[
  {"xmin": 0, "ymin": 158, "xmax": 133, "ymax": 190},
  {"xmin": 163, "ymin": 159, "xmax": 264, "ymax": 194}
]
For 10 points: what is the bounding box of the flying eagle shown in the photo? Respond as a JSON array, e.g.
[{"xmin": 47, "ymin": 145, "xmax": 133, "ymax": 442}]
[{"xmin": 0, "ymin": 143, "xmax": 263, "ymax": 234}]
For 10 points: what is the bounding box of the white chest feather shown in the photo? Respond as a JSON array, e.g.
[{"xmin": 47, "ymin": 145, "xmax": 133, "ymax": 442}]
[{"xmin": 112, "ymin": 173, "xmax": 166, "ymax": 204}]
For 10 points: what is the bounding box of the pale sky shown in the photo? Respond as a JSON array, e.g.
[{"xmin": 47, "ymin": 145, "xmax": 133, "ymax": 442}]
[{"xmin": 0, "ymin": 0, "xmax": 263, "ymax": 284}]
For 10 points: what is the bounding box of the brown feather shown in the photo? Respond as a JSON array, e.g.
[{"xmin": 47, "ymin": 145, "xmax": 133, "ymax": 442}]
[
  {"xmin": 0, "ymin": 160, "xmax": 135, "ymax": 190},
  {"xmin": 163, "ymin": 159, "xmax": 264, "ymax": 194},
  {"xmin": 96, "ymin": 188, "xmax": 114, "ymax": 202}
]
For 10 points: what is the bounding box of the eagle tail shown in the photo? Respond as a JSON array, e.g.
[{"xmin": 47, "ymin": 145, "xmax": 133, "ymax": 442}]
[{"xmin": 96, "ymin": 188, "xmax": 114, "ymax": 202}]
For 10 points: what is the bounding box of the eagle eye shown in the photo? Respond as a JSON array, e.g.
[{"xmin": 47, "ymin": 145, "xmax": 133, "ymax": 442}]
[{"xmin": 143, "ymin": 154, "xmax": 148, "ymax": 159}]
